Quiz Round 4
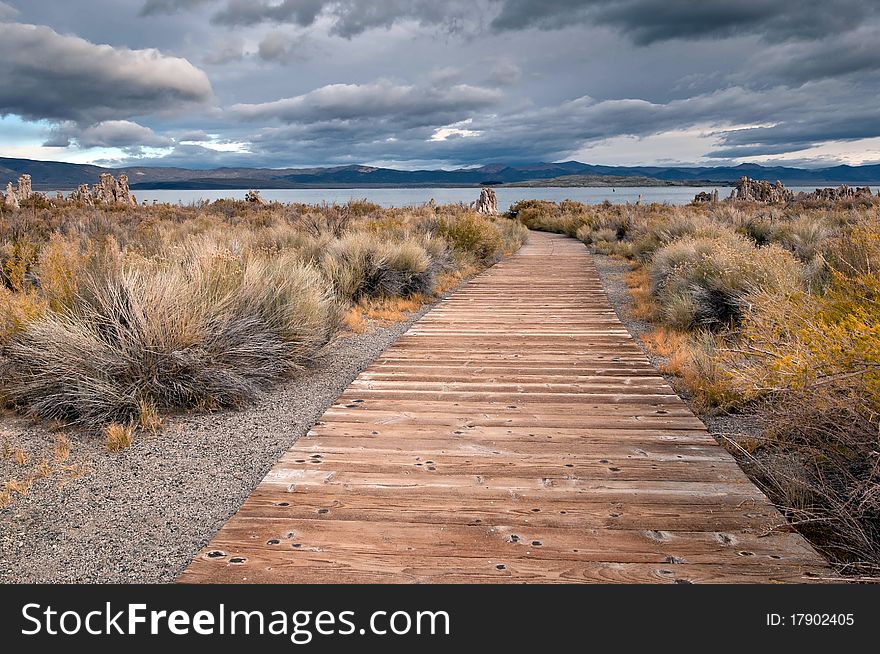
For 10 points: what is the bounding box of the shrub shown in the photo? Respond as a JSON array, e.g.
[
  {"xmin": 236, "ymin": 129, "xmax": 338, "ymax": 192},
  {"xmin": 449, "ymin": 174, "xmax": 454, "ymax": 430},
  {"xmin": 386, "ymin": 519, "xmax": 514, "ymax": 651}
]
[
  {"xmin": 495, "ymin": 218, "xmax": 529, "ymax": 254},
  {"xmin": 823, "ymin": 219, "xmax": 880, "ymax": 276},
  {"xmin": 0, "ymin": 200, "xmax": 529, "ymax": 433},
  {"xmin": 321, "ymin": 233, "xmax": 438, "ymax": 301},
  {"xmin": 650, "ymin": 235, "xmax": 802, "ymax": 330},
  {"xmin": 510, "ymin": 199, "xmax": 589, "ymax": 237},
  {"xmin": 1, "ymin": 249, "xmax": 340, "ymax": 426},
  {"xmin": 631, "ymin": 211, "xmax": 728, "ymax": 260},
  {"xmin": 0, "ymin": 238, "xmax": 40, "ymax": 291},
  {"xmin": 0, "ymin": 286, "xmax": 45, "ymax": 345},
  {"xmin": 436, "ymin": 212, "xmax": 503, "ymax": 262},
  {"xmin": 774, "ymin": 214, "xmax": 834, "ymax": 262},
  {"xmin": 729, "ymin": 273, "xmax": 880, "ymax": 569},
  {"xmin": 736, "ymin": 216, "xmax": 777, "ymax": 246}
]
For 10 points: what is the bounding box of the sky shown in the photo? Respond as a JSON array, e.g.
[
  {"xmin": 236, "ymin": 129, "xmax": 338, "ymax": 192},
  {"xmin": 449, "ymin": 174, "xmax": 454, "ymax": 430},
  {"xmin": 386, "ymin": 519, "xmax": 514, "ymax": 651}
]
[{"xmin": 1, "ymin": 0, "xmax": 880, "ymax": 170}]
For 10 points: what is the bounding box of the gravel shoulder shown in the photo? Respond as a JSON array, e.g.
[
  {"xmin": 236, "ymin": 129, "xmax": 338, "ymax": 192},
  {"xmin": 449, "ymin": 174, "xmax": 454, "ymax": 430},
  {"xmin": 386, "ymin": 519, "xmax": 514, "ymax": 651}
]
[{"xmin": 0, "ymin": 306, "xmax": 432, "ymax": 583}]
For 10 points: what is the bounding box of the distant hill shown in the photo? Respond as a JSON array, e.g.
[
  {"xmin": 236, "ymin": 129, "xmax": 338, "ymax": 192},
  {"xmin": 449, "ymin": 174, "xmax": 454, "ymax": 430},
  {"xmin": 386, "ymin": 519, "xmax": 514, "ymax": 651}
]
[
  {"xmin": 507, "ymin": 174, "xmax": 704, "ymax": 187},
  {"xmin": 3, "ymin": 156, "xmax": 880, "ymax": 191}
]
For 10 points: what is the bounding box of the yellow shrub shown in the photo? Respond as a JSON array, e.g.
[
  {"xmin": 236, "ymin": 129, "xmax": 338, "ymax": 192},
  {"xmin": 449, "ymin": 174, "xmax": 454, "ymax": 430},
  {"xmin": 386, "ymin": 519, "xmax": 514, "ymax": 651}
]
[
  {"xmin": 436, "ymin": 212, "xmax": 503, "ymax": 262},
  {"xmin": 0, "ymin": 286, "xmax": 46, "ymax": 345}
]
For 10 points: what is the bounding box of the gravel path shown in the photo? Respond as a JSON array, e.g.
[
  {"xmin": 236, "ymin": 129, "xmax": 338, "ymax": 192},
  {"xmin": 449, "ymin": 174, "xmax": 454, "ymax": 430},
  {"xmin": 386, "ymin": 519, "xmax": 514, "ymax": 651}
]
[{"xmin": 0, "ymin": 307, "xmax": 431, "ymax": 583}]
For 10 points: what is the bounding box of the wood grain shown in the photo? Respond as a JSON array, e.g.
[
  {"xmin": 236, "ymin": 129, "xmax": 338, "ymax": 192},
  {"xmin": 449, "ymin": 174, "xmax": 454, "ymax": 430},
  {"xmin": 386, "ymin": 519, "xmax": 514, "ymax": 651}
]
[{"xmin": 180, "ymin": 231, "xmax": 835, "ymax": 584}]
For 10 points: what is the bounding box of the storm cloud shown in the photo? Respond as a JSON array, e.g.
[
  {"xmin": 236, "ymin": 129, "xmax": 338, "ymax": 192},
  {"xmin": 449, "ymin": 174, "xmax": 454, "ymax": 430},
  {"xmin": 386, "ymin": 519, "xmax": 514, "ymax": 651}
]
[
  {"xmin": 231, "ymin": 80, "xmax": 503, "ymax": 126},
  {"xmin": 147, "ymin": 0, "xmax": 481, "ymax": 37},
  {"xmin": 0, "ymin": 22, "xmax": 213, "ymax": 124},
  {"xmin": 45, "ymin": 120, "xmax": 174, "ymax": 149},
  {"xmin": 1, "ymin": 0, "xmax": 879, "ymax": 168},
  {"xmin": 490, "ymin": 0, "xmax": 880, "ymax": 44},
  {"xmin": 141, "ymin": 0, "xmax": 880, "ymax": 44}
]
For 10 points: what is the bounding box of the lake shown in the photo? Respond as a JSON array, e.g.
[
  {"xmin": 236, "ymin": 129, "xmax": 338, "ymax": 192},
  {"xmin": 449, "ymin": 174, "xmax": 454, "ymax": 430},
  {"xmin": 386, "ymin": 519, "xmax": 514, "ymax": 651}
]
[
  {"xmin": 130, "ymin": 186, "xmax": 831, "ymax": 210},
  {"xmin": 129, "ymin": 186, "xmax": 743, "ymax": 210}
]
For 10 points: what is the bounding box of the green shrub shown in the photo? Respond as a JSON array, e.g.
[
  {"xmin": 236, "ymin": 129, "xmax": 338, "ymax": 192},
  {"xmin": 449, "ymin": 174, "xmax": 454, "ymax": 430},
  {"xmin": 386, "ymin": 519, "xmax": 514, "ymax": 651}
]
[
  {"xmin": 650, "ymin": 235, "xmax": 802, "ymax": 329},
  {"xmin": 436, "ymin": 212, "xmax": 503, "ymax": 262},
  {"xmin": 775, "ymin": 214, "xmax": 834, "ymax": 262}
]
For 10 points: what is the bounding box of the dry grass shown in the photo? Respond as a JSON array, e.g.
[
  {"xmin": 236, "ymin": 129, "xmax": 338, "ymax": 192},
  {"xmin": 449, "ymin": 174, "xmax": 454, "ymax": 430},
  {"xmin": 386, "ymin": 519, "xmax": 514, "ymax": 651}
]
[
  {"xmin": 343, "ymin": 294, "xmax": 428, "ymax": 334},
  {"xmin": 104, "ymin": 422, "xmax": 134, "ymax": 453},
  {"xmin": 12, "ymin": 447, "xmax": 27, "ymax": 466},
  {"xmin": 642, "ymin": 326, "xmax": 690, "ymax": 363},
  {"xmin": 53, "ymin": 433, "xmax": 70, "ymax": 463},
  {"xmin": 0, "ymin": 200, "xmax": 524, "ymax": 432},
  {"xmin": 137, "ymin": 400, "xmax": 163, "ymax": 435},
  {"xmin": 624, "ymin": 268, "xmax": 658, "ymax": 321},
  {"xmin": 362, "ymin": 295, "xmax": 426, "ymax": 322},
  {"xmin": 517, "ymin": 198, "xmax": 880, "ymax": 574},
  {"xmin": 0, "ymin": 430, "xmax": 83, "ymax": 508},
  {"xmin": 343, "ymin": 308, "xmax": 369, "ymax": 334}
]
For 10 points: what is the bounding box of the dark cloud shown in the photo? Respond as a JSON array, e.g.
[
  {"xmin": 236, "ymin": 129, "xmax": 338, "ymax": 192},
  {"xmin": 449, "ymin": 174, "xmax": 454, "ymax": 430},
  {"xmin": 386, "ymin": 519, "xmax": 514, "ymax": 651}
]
[
  {"xmin": 231, "ymin": 79, "xmax": 503, "ymax": 127},
  {"xmin": 142, "ymin": 0, "xmax": 479, "ymax": 37},
  {"xmin": 1, "ymin": 1, "xmax": 879, "ymax": 167},
  {"xmin": 741, "ymin": 27, "xmax": 880, "ymax": 85},
  {"xmin": 0, "ymin": 22, "xmax": 213, "ymax": 124},
  {"xmin": 710, "ymin": 104, "xmax": 880, "ymax": 158},
  {"xmin": 707, "ymin": 144, "xmax": 814, "ymax": 159},
  {"xmin": 490, "ymin": 0, "xmax": 880, "ymax": 45},
  {"xmin": 257, "ymin": 31, "xmax": 310, "ymax": 63},
  {"xmin": 176, "ymin": 129, "xmax": 212, "ymax": 142},
  {"xmin": 216, "ymin": 77, "xmax": 879, "ymax": 168},
  {"xmin": 145, "ymin": 1, "xmax": 880, "ymax": 46},
  {"xmin": 139, "ymin": 0, "xmax": 214, "ymax": 17},
  {"xmin": 44, "ymin": 120, "xmax": 174, "ymax": 156},
  {"xmin": 77, "ymin": 121, "xmax": 173, "ymax": 148}
]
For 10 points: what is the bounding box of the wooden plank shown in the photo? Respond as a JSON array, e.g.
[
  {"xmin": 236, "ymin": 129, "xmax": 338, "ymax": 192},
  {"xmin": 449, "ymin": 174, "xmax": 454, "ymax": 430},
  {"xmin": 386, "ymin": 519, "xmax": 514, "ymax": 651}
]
[
  {"xmin": 196, "ymin": 518, "xmax": 821, "ymax": 566},
  {"xmin": 180, "ymin": 231, "xmax": 835, "ymax": 584},
  {"xmin": 179, "ymin": 550, "xmax": 831, "ymax": 585},
  {"xmin": 236, "ymin": 489, "xmax": 787, "ymax": 531}
]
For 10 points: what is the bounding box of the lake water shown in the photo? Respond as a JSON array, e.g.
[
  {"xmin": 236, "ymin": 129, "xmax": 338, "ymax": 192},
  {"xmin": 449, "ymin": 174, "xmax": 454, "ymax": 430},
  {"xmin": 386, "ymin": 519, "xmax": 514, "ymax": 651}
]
[{"xmin": 129, "ymin": 186, "xmax": 740, "ymax": 210}]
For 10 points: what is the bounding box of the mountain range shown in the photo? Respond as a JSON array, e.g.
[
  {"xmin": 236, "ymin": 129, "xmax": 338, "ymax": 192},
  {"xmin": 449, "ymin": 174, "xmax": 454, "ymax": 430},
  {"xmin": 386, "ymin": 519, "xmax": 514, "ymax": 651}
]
[{"xmin": 3, "ymin": 157, "xmax": 880, "ymax": 191}]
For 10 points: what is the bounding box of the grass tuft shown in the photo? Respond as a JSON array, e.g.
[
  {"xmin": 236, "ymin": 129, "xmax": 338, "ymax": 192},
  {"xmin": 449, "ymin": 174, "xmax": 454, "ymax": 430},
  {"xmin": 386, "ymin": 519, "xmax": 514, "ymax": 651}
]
[{"xmin": 104, "ymin": 422, "xmax": 134, "ymax": 453}]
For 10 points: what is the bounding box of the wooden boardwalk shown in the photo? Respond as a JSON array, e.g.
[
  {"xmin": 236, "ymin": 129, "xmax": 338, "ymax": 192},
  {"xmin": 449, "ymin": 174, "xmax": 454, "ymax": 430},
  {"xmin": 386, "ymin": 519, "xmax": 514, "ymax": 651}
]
[{"xmin": 180, "ymin": 231, "xmax": 832, "ymax": 583}]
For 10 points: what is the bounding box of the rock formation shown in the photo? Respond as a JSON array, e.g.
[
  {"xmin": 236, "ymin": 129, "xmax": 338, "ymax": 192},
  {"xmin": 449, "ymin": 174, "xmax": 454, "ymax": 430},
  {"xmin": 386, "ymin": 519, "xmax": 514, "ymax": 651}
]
[
  {"xmin": 2, "ymin": 174, "xmax": 33, "ymax": 210},
  {"xmin": 800, "ymin": 184, "xmax": 874, "ymax": 202},
  {"xmin": 244, "ymin": 190, "xmax": 266, "ymax": 204},
  {"xmin": 729, "ymin": 176, "xmax": 793, "ymax": 203},
  {"xmin": 692, "ymin": 189, "xmax": 719, "ymax": 204},
  {"xmin": 64, "ymin": 174, "xmax": 136, "ymax": 206},
  {"xmin": 93, "ymin": 173, "xmax": 137, "ymax": 206},
  {"xmin": 471, "ymin": 187, "xmax": 498, "ymax": 215},
  {"xmin": 69, "ymin": 184, "xmax": 95, "ymax": 206}
]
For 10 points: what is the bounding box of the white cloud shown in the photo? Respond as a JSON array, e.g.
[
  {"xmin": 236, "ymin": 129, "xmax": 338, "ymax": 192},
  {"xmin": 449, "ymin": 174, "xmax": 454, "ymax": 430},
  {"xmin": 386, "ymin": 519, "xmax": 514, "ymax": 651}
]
[{"xmin": 430, "ymin": 120, "xmax": 481, "ymax": 141}]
